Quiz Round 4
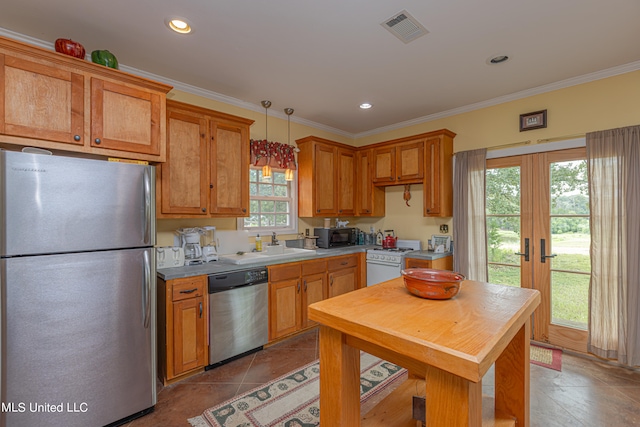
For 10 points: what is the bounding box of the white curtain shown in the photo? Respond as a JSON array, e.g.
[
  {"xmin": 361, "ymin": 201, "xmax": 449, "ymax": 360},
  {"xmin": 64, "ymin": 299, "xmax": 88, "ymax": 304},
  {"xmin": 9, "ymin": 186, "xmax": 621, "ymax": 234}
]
[
  {"xmin": 453, "ymin": 148, "xmax": 488, "ymax": 282},
  {"xmin": 586, "ymin": 125, "xmax": 640, "ymax": 367}
]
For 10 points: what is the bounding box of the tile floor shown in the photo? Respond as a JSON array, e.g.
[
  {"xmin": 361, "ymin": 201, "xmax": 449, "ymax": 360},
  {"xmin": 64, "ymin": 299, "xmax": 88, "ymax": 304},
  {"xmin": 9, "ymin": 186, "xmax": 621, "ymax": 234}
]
[{"xmin": 127, "ymin": 328, "xmax": 640, "ymax": 427}]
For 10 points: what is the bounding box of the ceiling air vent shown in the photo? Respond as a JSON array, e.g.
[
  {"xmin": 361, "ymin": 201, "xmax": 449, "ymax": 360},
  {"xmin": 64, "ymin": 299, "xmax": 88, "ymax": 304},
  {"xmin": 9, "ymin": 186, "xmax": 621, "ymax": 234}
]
[{"xmin": 381, "ymin": 10, "xmax": 429, "ymax": 44}]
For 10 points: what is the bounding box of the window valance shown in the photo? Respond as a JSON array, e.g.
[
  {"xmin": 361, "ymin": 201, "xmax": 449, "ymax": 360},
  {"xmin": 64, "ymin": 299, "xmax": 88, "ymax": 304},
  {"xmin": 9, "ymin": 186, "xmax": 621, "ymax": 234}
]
[{"xmin": 250, "ymin": 139, "xmax": 297, "ymax": 170}]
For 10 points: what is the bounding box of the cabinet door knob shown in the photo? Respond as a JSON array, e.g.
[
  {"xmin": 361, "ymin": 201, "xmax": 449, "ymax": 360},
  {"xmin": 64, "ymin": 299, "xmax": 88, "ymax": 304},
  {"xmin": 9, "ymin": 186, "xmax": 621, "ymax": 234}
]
[
  {"xmin": 210, "ymin": 184, "xmax": 213, "ymax": 189},
  {"xmin": 199, "ymin": 302, "xmax": 203, "ymax": 318},
  {"xmin": 297, "ymin": 281, "xmax": 300, "ymax": 293},
  {"xmin": 74, "ymin": 135, "xmax": 81, "ymax": 141},
  {"xmin": 397, "ymin": 176, "xmax": 400, "ymax": 180},
  {"xmin": 202, "ymin": 208, "xmax": 207, "ymax": 212},
  {"xmin": 242, "ymin": 208, "xmax": 247, "ymax": 213},
  {"xmin": 94, "ymin": 138, "xmax": 101, "ymax": 144},
  {"xmin": 330, "ymin": 277, "xmax": 333, "ymax": 286}
]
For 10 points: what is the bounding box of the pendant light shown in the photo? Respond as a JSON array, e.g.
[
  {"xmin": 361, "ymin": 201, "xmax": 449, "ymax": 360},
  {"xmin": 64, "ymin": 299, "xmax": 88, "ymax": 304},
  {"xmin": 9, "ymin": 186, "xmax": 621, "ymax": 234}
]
[
  {"xmin": 284, "ymin": 107, "xmax": 294, "ymax": 181},
  {"xmin": 261, "ymin": 100, "xmax": 272, "ymax": 180}
]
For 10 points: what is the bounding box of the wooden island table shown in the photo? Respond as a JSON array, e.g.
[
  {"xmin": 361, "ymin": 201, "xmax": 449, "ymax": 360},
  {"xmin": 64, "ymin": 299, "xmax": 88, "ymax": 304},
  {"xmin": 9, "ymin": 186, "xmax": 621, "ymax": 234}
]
[{"xmin": 308, "ymin": 277, "xmax": 540, "ymax": 426}]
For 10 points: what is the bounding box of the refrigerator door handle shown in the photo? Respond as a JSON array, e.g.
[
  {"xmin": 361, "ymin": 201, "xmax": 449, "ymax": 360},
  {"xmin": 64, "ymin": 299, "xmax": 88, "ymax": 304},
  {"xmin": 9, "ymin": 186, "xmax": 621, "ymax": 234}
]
[
  {"xmin": 143, "ymin": 167, "xmax": 152, "ymax": 245},
  {"xmin": 143, "ymin": 250, "xmax": 151, "ymax": 328}
]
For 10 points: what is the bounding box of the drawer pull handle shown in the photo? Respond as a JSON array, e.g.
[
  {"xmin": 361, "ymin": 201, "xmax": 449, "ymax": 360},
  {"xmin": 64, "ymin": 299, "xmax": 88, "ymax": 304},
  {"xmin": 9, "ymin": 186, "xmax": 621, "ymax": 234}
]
[
  {"xmin": 297, "ymin": 281, "xmax": 300, "ymax": 293},
  {"xmin": 341, "ymin": 261, "xmax": 348, "ymax": 265},
  {"xmin": 179, "ymin": 288, "xmax": 198, "ymax": 294},
  {"xmin": 304, "ymin": 279, "xmax": 307, "ymax": 291}
]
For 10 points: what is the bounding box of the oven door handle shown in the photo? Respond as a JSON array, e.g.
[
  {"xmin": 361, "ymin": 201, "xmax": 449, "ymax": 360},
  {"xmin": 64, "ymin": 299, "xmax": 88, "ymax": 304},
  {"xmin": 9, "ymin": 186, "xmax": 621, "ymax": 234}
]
[{"xmin": 366, "ymin": 260, "xmax": 403, "ymax": 267}]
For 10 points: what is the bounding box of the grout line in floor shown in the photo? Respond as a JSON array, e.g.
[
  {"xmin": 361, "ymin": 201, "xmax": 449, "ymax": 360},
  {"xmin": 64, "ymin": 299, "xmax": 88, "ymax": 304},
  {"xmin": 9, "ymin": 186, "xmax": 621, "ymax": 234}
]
[{"xmin": 235, "ymin": 352, "xmax": 258, "ymax": 395}]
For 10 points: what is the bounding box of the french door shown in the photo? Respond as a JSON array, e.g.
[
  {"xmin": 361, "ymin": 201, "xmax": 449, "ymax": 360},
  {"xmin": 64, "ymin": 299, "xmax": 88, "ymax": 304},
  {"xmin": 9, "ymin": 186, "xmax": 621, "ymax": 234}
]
[{"xmin": 486, "ymin": 148, "xmax": 590, "ymax": 352}]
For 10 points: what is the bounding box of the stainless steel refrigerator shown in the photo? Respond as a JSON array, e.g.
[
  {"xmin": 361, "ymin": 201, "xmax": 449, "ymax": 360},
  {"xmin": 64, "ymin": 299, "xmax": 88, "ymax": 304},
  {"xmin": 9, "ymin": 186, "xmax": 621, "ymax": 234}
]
[{"xmin": 0, "ymin": 150, "xmax": 156, "ymax": 426}]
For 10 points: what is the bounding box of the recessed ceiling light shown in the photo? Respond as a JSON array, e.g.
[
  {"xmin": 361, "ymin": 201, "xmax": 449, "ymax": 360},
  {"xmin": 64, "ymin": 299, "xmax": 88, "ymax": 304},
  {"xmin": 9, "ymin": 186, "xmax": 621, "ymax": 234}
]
[
  {"xmin": 166, "ymin": 18, "xmax": 192, "ymax": 34},
  {"xmin": 360, "ymin": 103, "xmax": 373, "ymax": 109},
  {"xmin": 487, "ymin": 55, "xmax": 509, "ymax": 65}
]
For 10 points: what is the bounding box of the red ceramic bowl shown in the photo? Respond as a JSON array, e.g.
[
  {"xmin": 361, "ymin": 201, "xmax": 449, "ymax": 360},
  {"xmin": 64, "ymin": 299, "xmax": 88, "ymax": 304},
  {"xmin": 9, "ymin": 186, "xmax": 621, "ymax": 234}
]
[{"xmin": 401, "ymin": 268, "xmax": 465, "ymax": 300}]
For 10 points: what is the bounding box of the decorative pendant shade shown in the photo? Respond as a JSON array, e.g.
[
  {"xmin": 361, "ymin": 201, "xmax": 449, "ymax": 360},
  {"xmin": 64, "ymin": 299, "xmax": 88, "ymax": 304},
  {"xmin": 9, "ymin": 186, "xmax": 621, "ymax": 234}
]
[
  {"xmin": 249, "ymin": 101, "xmax": 297, "ymax": 176},
  {"xmin": 284, "ymin": 168, "xmax": 294, "ymax": 181}
]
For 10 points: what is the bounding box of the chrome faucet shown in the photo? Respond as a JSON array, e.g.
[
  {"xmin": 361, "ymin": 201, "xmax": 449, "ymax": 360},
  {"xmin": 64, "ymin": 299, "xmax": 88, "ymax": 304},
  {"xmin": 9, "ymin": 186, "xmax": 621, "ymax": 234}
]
[{"xmin": 271, "ymin": 232, "xmax": 279, "ymax": 246}]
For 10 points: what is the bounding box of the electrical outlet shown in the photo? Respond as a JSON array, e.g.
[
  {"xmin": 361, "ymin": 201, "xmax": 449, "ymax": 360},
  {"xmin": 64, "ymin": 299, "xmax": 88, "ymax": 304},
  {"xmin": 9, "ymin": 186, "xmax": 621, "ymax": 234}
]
[{"xmin": 439, "ymin": 224, "xmax": 449, "ymax": 234}]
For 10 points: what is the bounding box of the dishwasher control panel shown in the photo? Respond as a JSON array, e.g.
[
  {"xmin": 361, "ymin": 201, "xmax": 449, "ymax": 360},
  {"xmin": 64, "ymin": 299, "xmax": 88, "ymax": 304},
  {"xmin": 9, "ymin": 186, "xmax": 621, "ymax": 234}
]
[{"xmin": 208, "ymin": 267, "xmax": 268, "ymax": 293}]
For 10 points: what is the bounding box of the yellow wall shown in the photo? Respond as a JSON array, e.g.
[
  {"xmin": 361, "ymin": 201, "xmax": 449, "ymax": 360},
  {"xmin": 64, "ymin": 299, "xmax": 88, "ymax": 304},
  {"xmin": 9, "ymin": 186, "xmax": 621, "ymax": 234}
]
[{"xmin": 158, "ymin": 70, "xmax": 640, "ymax": 249}]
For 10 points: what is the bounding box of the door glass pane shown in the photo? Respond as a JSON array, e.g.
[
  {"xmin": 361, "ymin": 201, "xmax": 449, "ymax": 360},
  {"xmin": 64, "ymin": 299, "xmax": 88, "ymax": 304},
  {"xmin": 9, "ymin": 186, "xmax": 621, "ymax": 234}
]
[
  {"xmin": 548, "ymin": 159, "xmax": 589, "ymax": 330},
  {"xmin": 486, "ymin": 166, "xmax": 522, "ymax": 287},
  {"xmin": 551, "ymin": 271, "xmax": 589, "ymax": 329}
]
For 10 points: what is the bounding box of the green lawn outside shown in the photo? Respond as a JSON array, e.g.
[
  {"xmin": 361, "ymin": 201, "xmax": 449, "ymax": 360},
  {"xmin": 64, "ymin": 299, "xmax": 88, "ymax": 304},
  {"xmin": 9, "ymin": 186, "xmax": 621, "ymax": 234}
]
[{"xmin": 488, "ymin": 250, "xmax": 590, "ymax": 329}]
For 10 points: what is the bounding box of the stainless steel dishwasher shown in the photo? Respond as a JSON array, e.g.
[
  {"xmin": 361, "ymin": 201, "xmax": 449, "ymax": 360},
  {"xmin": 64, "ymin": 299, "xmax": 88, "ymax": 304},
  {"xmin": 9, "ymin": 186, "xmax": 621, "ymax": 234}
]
[{"xmin": 207, "ymin": 267, "xmax": 269, "ymax": 367}]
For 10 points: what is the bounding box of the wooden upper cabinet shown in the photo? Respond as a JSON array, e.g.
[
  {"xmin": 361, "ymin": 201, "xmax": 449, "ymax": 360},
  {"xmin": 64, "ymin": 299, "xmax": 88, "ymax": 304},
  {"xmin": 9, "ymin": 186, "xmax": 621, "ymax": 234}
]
[
  {"xmin": 373, "ymin": 139, "xmax": 424, "ymax": 186},
  {"xmin": 397, "ymin": 140, "xmax": 424, "ymax": 181},
  {"xmin": 424, "ymin": 132, "xmax": 454, "ymax": 217},
  {"xmin": 0, "ymin": 54, "xmax": 84, "ymax": 145},
  {"xmin": 372, "ymin": 146, "xmax": 396, "ymax": 184},
  {"xmin": 160, "ymin": 107, "xmax": 209, "ymax": 215},
  {"xmin": 337, "ymin": 148, "xmax": 355, "ymax": 216},
  {"xmin": 157, "ymin": 100, "xmax": 253, "ymax": 218},
  {"xmin": 314, "ymin": 143, "xmax": 338, "ymax": 215},
  {"xmin": 0, "ymin": 36, "xmax": 172, "ymax": 162},
  {"xmin": 356, "ymin": 149, "xmax": 385, "ymax": 217},
  {"xmin": 297, "ymin": 136, "xmax": 356, "ymax": 217},
  {"xmin": 90, "ymin": 78, "xmax": 162, "ymax": 155},
  {"xmin": 209, "ymin": 118, "xmax": 250, "ymax": 216}
]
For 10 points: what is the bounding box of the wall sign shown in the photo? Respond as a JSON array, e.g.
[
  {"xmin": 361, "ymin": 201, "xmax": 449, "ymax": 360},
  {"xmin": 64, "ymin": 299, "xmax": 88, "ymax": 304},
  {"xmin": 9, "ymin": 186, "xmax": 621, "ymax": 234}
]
[{"xmin": 519, "ymin": 110, "xmax": 547, "ymax": 131}]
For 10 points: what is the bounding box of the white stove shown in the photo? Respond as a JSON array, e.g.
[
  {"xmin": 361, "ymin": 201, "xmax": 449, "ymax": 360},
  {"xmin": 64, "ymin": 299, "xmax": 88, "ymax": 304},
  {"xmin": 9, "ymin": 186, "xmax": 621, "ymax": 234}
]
[{"xmin": 366, "ymin": 239, "xmax": 421, "ymax": 286}]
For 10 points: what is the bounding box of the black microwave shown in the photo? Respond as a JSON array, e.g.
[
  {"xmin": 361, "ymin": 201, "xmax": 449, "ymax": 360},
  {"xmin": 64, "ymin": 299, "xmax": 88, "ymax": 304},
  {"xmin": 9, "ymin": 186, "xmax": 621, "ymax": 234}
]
[{"xmin": 314, "ymin": 227, "xmax": 355, "ymax": 249}]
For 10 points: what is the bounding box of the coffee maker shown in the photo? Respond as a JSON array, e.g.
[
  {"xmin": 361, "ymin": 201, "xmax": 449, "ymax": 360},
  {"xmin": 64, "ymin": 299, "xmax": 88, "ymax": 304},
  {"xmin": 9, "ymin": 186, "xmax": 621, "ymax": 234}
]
[
  {"xmin": 201, "ymin": 226, "xmax": 218, "ymax": 262},
  {"xmin": 176, "ymin": 227, "xmax": 204, "ymax": 265}
]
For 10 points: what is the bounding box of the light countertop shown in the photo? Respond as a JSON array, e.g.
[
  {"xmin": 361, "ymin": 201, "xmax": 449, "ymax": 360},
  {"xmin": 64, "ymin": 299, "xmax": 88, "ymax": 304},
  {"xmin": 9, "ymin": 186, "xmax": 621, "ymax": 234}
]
[{"xmin": 157, "ymin": 245, "xmax": 453, "ymax": 280}]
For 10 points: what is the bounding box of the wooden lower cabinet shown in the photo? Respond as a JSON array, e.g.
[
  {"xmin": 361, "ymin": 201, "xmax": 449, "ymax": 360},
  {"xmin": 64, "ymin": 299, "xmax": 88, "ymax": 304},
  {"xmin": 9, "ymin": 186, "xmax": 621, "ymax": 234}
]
[
  {"xmin": 327, "ymin": 254, "xmax": 359, "ymax": 298},
  {"xmin": 268, "ymin": 255, "xmax": 366, "ymax": 341},
  {"xmin": 301, "ymin": 260, "xmax": 327, "ymax": 327},
  {"xmin": 268, "ymin": 263, "xmax": 302, "ymax": 340},
  {"xmin": 158, "ymin": 275, "xmax": 208, "ymax": 385},
  {"xmin": 404, "ymin": 255, "xmax": 453, "ymax": 271}
]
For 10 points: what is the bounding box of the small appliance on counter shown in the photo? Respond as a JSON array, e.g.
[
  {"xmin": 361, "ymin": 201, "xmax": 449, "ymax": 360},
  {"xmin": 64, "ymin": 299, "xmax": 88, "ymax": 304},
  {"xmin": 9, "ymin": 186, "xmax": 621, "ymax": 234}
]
[
  {"xmin": 314, "ymin": 227, "xmax": 355, "ymax": 249},
  {"xmin": 382, "ymin": 230, "xmax": 397, "ymax": 249},
  {"xmin": 176, "ymin": 227, "xmax": 205, "ymax": 265},
  {"xmin": 201, "ymin": 226, "xmax": 218, "ymax": 262},
  {"xmin": 430, "ymin": 234, "xmax": 452, "ymax": 253},
  {"xmin": 156, "ymin": 246, "xmax": 185, "ymax": 268}
]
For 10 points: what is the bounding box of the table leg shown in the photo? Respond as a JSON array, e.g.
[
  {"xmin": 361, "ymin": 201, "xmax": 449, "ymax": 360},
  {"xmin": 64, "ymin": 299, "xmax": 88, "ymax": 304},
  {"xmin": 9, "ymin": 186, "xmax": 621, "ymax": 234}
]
[
  {"xmin": 319, "ymin": 325, "xmax": 361, "ymax": 426},
  {"xmin": 495, "ymin": 320, "xmax": 530, "ymax": 427},
  {"xmin": 424, "ymin": 365, "xmax": 483, "ymax": 426}
]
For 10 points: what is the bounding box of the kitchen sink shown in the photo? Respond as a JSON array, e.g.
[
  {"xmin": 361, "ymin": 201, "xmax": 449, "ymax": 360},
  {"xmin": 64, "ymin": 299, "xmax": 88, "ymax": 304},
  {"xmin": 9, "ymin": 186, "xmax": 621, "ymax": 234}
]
[{"xmin": 218, "ymin": 247, "xmax": 317, "ymax": 265}]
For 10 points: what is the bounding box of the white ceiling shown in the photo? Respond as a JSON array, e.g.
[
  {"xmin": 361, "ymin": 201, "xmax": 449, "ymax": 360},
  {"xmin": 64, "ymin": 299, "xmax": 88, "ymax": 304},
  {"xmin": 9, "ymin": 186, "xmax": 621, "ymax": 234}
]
[{"xmin": 1, "ymin": 0, "xmax": 639, "ymax": 137}]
